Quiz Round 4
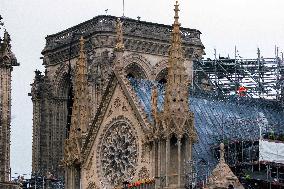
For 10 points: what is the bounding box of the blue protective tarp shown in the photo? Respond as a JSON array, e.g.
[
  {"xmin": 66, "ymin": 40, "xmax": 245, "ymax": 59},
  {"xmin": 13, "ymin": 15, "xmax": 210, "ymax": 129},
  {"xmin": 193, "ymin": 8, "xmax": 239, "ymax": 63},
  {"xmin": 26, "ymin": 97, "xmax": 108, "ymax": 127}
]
[{"xmin": 129, "ymin": 78, "xmax": 284, "ymax": 180}]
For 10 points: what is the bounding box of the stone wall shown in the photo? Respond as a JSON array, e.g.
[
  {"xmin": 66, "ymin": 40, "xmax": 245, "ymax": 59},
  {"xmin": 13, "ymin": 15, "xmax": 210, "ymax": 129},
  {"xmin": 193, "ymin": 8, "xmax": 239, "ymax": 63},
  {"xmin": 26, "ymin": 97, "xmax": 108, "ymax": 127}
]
[{"xmin": 0, "ymin": 182, "xmax": 21, "ymax": 189}]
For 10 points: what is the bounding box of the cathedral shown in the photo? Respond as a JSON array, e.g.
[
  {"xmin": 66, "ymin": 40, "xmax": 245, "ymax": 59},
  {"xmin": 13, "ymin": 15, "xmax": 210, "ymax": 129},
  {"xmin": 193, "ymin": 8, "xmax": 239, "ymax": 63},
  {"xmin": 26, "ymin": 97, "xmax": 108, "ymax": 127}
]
[{"xmin": 31, "ymin": 1, "xmax": 247, "ymax": 189}]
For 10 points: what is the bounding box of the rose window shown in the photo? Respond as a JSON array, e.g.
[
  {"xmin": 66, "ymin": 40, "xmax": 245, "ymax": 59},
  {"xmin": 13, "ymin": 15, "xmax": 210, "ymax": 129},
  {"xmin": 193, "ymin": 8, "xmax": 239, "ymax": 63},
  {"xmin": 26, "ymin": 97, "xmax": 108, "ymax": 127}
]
[{"xmin": 100, "ymin": 121, "xmax": 138, "ymax": 185}]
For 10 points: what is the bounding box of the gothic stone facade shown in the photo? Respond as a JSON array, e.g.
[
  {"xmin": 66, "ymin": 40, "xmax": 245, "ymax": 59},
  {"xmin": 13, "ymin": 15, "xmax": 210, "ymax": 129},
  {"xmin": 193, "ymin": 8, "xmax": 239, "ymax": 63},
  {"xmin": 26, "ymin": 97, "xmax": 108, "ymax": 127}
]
[
  {"xmin": 31, "ymin": 15, "xmax": 204, "ymax": 187},
  {"xmin": 0, "ymin": 30, "xmax": 19, "ymax": 183}
]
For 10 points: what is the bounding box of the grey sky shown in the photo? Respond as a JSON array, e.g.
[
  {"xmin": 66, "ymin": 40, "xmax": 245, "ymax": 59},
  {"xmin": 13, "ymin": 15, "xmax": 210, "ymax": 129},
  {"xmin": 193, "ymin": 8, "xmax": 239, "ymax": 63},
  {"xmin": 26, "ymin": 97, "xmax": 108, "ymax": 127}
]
[{"xmin": 1, "ymin": 0, "xmax": 284, "ymax": 177}]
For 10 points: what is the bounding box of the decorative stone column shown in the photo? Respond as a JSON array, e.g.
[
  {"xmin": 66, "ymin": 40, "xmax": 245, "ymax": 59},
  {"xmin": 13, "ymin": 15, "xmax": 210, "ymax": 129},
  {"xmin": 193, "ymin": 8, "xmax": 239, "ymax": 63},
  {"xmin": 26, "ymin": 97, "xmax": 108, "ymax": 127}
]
[
  {"xmin": 165, "ymin": 137, "xmax": 170, "ymax": 187},
  {"xmin": 177, "ymin": 138, "xmax": 181, "ymax": 187},
  {"xmin": 158, "ymin": 140, "xmax": 161, "ymax": 187},
  {"xmin": 188, "ymin": 139, "xmax": 193, "ymax": 161}
]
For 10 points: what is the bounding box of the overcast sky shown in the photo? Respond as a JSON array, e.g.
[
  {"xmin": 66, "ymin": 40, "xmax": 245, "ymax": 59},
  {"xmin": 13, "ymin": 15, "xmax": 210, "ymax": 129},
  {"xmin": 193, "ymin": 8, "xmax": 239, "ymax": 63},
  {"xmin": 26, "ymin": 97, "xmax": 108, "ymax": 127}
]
[{"xmin": 1, "ymin": 0, "xmax": 284, "ymax": 178}]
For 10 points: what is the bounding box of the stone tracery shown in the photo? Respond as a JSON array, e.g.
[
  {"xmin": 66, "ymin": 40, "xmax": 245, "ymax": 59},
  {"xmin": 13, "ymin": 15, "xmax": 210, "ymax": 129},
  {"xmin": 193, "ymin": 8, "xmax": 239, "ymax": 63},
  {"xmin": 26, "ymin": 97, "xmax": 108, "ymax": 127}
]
[{"xmin": 99, "ymin": 120, "xmax": 138, "ymax": 186}]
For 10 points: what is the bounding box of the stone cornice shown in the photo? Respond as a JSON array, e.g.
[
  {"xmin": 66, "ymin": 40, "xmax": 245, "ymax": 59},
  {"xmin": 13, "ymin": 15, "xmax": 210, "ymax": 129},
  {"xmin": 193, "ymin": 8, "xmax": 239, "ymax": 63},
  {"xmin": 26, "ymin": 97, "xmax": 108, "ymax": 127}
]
[
  {"xmin": 43, "ymin": 15, "xmax": 203, "ymax": 52},
  {"xmin": 42, "ymin": 15, "xmax": 204, "ymax": 66},
  {"xmin": 44, "ymin": 35, "xmax": 203, "ymax": 66}
]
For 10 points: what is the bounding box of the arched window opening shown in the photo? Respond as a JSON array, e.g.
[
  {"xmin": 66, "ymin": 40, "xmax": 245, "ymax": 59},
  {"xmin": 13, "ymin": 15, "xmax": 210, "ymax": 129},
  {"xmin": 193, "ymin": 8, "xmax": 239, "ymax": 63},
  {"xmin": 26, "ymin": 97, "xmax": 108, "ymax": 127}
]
[
  {"xmin": 66, "ymin": 75, "xmax": 74, "ymax": 138},
  {"xmin": 156, "ymin": 68, "xmax": 168, "ymax": 84},
  {"xmin": 158, "ymin": 78, "xmax": 167, "ymax": 84},
  {"xmin": 125, "ymin": 63, "xmax": 147, "ymax": 80},
  {"xmin": 127, "ymin": 73, "xmax": 135, "ymax": 79}
]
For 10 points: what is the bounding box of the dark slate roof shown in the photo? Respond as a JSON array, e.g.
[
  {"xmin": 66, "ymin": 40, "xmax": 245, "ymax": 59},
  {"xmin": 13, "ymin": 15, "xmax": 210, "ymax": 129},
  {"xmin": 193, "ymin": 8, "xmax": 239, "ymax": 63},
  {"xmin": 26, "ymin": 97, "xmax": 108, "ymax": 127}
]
[{"xmin": 129, "ymin": 78, "xmax": 284, "ymax": 181}]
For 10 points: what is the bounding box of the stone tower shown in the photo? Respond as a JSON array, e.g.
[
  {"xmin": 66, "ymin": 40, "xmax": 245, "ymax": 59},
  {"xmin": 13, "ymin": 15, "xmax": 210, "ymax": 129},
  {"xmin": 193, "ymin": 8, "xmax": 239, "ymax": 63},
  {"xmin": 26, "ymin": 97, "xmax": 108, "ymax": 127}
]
[
  {"xmin": 31, "ymin": 8, "xmax": 204, "ymax": 179},
  {"xmin": 0, "ymin": 27, "xmax": 19, "ymax": 181}
]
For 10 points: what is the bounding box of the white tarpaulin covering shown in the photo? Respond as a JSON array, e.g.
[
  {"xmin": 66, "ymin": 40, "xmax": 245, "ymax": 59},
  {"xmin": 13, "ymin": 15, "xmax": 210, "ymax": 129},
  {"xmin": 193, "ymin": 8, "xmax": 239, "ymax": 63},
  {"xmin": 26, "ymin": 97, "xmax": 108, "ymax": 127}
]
[{"xmin": 259, "ymin": 139, "xmax": 284, "ymax": 164}]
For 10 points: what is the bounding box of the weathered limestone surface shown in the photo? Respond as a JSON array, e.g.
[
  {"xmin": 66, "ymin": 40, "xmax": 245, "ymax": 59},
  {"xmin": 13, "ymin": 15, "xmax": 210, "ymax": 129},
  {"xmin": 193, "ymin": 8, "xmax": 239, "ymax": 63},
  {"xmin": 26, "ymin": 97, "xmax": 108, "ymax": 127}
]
[
  {"xmin": 31, "ymin": 8, "xmax": 204, "ymax": 188},
  {"xmin": 81, "ymin": 78, "xmax": 152, "ymax": 188},
  {"xmin": 0, "ymin": 182, "xmax": 21, "ymax": 189},
  {"xmin": 204, "ymin": 143, "xmax": 244, "ymax": 189},
  {"xmin": 0, "ymin": 29, "xmax": 19, "ymax": 184},
  {"xmin": 31, "ymin": 14, "xmax": 204, "ymax": 178}
]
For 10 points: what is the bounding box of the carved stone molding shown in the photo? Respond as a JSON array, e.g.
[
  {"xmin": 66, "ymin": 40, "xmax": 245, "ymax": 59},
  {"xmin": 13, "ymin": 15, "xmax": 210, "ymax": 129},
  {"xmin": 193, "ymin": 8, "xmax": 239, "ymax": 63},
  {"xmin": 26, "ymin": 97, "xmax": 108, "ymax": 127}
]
[
  {"xmin": 53, "ymin": 63, "xmax": 74, "ymax": 96},
  {"xmin": 86, "ymin": 182, "xmax": 99, "ymax": 189},
  {"xmin": 42, "ymin": 15, "xmax": 204, "ymax": 66},
  {"xmin": 123, "ymin": 53, "xmax": 152, "ymax": 80},
  {"xmin": 153, "ymin": 59, "xmax": 168, "ymax": 81},
  {"xmin": 63, "ymin": 137, "xmax": 81, "ymax": 166},
  {"xmin": 44, "ymin": 34, "xmax": 202, "ymax": 66},
  {"xmin": 85, "ymin": 154, "xmax": 94, "ymax": 171},
  {"xmin": 83, "ymin": 74, "xmax": 118, "ymax": 160},
  {"xmin": 44, "ymin": 15, "xmax": 202, "ymax": 53},
  {"xmin": 138, "ymin": 167, "xmax": 150, "ymax": 179}
]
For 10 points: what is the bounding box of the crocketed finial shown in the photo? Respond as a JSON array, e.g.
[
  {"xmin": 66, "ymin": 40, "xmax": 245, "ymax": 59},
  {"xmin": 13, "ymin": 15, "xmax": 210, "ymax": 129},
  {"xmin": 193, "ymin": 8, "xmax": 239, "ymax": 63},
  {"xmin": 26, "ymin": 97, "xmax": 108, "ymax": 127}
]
[
  {"xmin": 114, "ymin": 18, "xmax": 125, "ymax": 52},
  {"xmin": 174, "ymin": 1, "xmax": 180, "ymax": 25}
]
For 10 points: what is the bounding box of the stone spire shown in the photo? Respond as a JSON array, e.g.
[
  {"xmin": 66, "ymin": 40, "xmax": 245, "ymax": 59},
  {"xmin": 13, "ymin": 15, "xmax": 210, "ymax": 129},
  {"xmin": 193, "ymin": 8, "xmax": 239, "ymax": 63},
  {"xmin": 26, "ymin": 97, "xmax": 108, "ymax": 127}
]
[
  {"xmin": 114, "ymin": 18, "xmax": 125, "ymax": 71},
  {"xmin": 70, "ymin": 36, "xmax": 90, "ymax": 135},
  {"xmin": 161, "ymin": 0, "xmax": 196, "ymax": 141},
  {"xmin": 163, "ymin": 0, "xmax": 190, "ymax": 117},
  {"xmin": 154, "ymin": 4, "xmax": 197, "ymax": 187},
  {"xmin": 63, "ymin": 36, "xmax": 90, "ymax": 165},
  {"xmin": 158, "ymin": 5, "xmax": 197, "ymax": 181},
  {"xmin": 204, "ymin": 143, "xmax": 244, "ymax": 189}
]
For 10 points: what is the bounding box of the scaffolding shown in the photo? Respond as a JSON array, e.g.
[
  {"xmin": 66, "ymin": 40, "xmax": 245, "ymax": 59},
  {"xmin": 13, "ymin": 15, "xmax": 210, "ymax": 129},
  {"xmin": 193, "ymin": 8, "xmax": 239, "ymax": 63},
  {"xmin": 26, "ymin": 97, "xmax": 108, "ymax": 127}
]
[
  {"xmin": 193, "ymin": 47, "xmax": 284, "ymax": 101},
  {"xmin": 129, "ymin": 70, "xmax": 284, "ymax": 188},
  {"xmin": 189, "ymin": 48, "xmax": 284, "ymax": 188}
]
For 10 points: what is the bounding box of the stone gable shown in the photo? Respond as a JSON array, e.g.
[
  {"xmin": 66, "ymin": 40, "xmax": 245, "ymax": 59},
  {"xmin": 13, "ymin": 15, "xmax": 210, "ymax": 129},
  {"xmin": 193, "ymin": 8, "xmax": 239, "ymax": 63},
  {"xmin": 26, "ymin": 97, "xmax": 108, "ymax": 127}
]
[{"xmin": 81, "ymin": 74, "xmax": 152, "ymax": 188}]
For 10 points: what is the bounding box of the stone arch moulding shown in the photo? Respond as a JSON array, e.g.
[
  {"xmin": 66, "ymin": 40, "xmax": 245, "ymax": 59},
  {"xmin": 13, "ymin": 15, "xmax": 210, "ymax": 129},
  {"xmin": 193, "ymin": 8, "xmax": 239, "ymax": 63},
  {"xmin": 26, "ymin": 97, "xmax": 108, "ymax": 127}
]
[
  {"xmin": 53, "ymin": 62, "xmax": 75, "ymax": 97},
  {"xmin": 154, "ymin": 59, "xmax": 168, "ymax": 82},
  {"xmin": 123, "ymin": 53, "xmax": 153, "ymax": 80},
  {"xmin": 166, "ymin": 131, "xmax": 180, "ymax": 141}
]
